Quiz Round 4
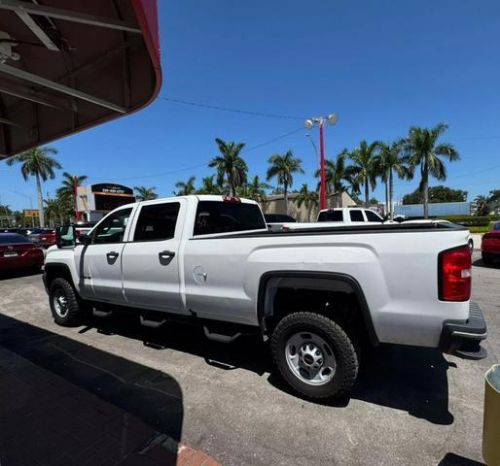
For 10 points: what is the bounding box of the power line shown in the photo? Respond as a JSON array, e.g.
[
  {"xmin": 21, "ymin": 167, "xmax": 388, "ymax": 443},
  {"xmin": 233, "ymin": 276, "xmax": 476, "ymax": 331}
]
[
  {"xmin": 162, "ymin": 97, "xmax": 304, "ymax": 121},
  {"xmin": 99, "ymin": 126, "xmax": 304, "ymax": 182}
]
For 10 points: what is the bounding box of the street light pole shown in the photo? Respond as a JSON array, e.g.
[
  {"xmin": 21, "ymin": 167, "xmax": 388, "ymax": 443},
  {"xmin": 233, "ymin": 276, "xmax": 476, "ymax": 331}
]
[
  {"xmin": 305, "ymin": 114, "xmax": 338, "ymax": 211},
  {"xmin": 319, "ymin": 121, "xmax": 327, "ymax": 210}
]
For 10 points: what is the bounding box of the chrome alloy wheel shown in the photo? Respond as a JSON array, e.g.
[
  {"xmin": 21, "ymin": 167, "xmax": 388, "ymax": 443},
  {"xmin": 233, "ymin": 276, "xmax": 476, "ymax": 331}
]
[
  {"xmin": 285, "ymin": 332, "xmax": 337, "ymax": 386},
  {"xmin": 53, "ymin": 288, "xmax": 69, "ymax": 317}
]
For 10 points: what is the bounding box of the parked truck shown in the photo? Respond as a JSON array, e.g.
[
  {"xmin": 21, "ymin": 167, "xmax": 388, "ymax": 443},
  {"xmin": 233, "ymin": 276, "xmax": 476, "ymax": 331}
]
[{"xmin": 43, "ymin": 195, "xmax": 487, "ymax": 400}]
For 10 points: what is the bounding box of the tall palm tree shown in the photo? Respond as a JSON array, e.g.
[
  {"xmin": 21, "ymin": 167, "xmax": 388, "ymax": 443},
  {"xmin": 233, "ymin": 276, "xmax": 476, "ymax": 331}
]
[
  {"xmin": 134, "ymin": 186, "xmax": 158, "ymax": 201},
  {"xmin": 209, "ymin": 138, "xmax": 248, "ymax": 196},
  {"xmin": 314, "ymin": 149, "xmax": 357, "ymax": 207},
  {"xmin": 376, "ymin": 141, "xmax": 413, "ymax": 220},
  {"xmin": 405, "ymin": 124, "xmax": 459, "ymax": 218},
  {"xmin": 266, "ymin": 150, "xmax": 304, "ymax": 213},
  {"xmin": 474, "ymin": 195, "xmax": 491, "ymax": 216},
  {"xmin": 174, "ymin": 176, "xmax": 196, "ymax": 196},
  {"xmin": 296, "ymin": 183, "xmax": 318, "ymax": 221},
  {"xmin": 348, "ymin": 141, "xmax": 380, "ymax": 208},
  {"xmin": 6, "ymin": 146, "xmax": 61, "ymax": 227},
  {"xmin": 241, "ymin": 175, "xmax": 270, "ymax": 202},
  {"xmin": 197, "ymin": 175, "xmax": 222, "ymax": 195},
  {"xmin": 44, "ymin": 198, "xmax": 62, "ymax": 227},
  {"xmin": 56, "ymin": 172, "xmax": 88, "ymax": 220}
]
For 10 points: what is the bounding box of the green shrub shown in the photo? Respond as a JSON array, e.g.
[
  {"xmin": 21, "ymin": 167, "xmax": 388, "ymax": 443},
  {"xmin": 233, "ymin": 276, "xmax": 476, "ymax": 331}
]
[{"xmin": 440, "ymin": 215, "xmax": 490, "ymax": 226}]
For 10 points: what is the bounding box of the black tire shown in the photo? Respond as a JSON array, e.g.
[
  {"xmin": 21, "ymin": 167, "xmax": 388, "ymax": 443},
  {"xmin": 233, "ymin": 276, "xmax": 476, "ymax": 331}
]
[
  {"xmin": 49, "ymin": 277, "xmax": 85, "ymax": 327},
  {"xmin": 482, "ymin": 253, "xmax": 492, "ymax": 265},
  {"xmin": 270, "ymin": 312, "xmax": 359, "ymax": 401}
]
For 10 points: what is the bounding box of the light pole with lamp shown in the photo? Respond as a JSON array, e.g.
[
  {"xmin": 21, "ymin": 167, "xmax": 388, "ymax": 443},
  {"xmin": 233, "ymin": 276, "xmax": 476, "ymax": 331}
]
[{"xmin": 304, "ymin": 114, "xmax": 338, "ymax": 210}]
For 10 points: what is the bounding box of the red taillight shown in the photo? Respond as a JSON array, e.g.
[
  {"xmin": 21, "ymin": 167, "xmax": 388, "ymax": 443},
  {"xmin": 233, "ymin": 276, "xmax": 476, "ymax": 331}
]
[{"xmin": 439, "ymin": 245, "xmax": 471, "ymax": 301}]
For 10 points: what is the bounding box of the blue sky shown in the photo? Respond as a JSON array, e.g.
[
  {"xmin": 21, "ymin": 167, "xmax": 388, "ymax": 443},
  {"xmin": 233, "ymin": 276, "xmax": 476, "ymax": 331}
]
[{"xmin": 1, "ymin": 0, "xmax": 500, "ymax": 210}]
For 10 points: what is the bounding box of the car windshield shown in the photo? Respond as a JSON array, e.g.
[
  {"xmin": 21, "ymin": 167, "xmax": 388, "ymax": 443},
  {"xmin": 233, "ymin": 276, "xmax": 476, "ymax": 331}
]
[{"xmin": 0, "ymin": 234, "xmax": 29, "ymax": 244}]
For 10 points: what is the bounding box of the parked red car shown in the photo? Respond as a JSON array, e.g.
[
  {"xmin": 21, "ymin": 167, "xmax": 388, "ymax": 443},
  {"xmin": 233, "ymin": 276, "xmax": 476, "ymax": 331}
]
[
  {"xmin": 38, "ymin": 230, "xmax": 57, "ymax": 248},
  {"xmin": 481, "ymin": 222, "xmax": 500, "ymax": 265},
  {"xmin": 0, "ymin": 233, "xmax": 44, "ymax": 274}
]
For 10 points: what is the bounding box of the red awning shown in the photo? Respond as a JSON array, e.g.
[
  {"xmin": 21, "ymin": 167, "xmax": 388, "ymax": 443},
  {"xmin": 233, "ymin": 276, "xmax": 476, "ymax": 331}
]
[{"xmin": 0, "ymin": 0, "xmax": 161, "ymax": 158}]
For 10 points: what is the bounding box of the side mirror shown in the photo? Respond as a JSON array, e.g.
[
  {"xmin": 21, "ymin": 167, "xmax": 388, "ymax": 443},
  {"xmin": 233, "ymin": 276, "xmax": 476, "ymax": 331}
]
[
  {"xmin": 78, "ymin": 234, "xmax": 92, "ymax": 246},
  {"xmin": 56, "ymin": 224, "xmax": 76, "ymax": 248}
]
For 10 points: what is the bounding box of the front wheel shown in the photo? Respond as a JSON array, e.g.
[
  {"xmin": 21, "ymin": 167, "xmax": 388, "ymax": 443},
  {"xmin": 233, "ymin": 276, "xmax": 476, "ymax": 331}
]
[
  {"xmin": 49, "ymin": 277, "xmax": 86, "ymax": 327},
  {"xmin": 270, "ymin": 312, "xmax": 359, "ymax": 400}
]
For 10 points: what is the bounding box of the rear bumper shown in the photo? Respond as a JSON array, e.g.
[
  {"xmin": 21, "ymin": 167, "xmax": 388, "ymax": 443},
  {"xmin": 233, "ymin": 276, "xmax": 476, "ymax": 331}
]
[{"xmin": 439, "ymin": 302, "xmax": 487, "ymax": 360}]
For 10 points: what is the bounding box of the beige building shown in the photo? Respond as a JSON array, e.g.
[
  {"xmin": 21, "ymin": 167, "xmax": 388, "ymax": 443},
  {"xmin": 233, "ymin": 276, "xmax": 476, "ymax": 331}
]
[{"xmin": 261, "ymin": 192, "xmax": 357, "ymax": 222}]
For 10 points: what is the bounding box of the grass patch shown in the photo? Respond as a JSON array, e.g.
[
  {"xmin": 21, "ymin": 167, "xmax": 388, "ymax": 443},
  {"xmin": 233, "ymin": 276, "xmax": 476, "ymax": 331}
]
[{"xmin": 468, "ymin": 226, "xmax": 490, "ymax": 234}]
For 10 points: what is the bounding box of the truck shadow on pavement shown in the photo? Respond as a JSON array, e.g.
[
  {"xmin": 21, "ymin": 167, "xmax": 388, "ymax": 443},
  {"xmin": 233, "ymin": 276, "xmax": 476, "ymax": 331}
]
[
  {"xmin": 0, "ymin": 313, "xmax": 183, "ymax": 466},
  {"xmin": 80, "ymin": 311, "xmax": 454, "ymax": 426},
  {"xmin": 473, "ymin": 258, "xmax": 500, "ymax": 269}
]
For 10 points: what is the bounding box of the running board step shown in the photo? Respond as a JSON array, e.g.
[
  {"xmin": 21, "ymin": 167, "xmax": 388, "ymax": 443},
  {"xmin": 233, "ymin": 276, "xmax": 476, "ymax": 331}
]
[
  {"xmin": 92, "ymin": 307, "xmax": 112, "ymax": 318},
  {"xmin": 203, "ymin": 326, "xmax": 241, "ymax": 343},
  {"xmin": 140, "ymin": 314, "xmax": 167, "ymax": 328}
]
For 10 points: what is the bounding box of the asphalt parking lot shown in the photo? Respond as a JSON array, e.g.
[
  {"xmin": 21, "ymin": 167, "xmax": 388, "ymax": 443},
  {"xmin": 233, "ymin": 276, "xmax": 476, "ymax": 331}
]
[{"xmin": 0, "ymin": 252, "xmax": 498, "ymax": 466}]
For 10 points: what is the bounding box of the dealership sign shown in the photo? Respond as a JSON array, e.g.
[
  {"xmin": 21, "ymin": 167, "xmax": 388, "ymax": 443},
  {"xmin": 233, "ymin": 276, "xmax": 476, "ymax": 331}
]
[{"xmin": 91, "ymin": 184, "xmax": 134, "ymax": 196}]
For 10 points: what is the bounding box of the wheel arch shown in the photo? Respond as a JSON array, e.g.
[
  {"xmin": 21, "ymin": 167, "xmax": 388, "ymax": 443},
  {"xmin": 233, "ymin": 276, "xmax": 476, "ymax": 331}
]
[
  {"xmin": 257, "ymin": 271, "xmax": 379, "ymax": 346},
  {"xmin": 44, "ymin": 262, "xmax": 78, "ymax": 292}
]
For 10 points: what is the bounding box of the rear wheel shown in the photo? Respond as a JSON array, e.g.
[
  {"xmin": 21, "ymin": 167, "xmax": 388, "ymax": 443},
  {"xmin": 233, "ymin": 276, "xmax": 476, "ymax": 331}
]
[
  {"xmin": 270, "ymin": 312, "xmax": 359, "ymax": 400},
  {"xmin": 49, "ymin": 277, "xmax": 86, "ymax": 326},
  {"xmin": 482, "ymin": 253, "xmax": 492, "ymax": 265}
]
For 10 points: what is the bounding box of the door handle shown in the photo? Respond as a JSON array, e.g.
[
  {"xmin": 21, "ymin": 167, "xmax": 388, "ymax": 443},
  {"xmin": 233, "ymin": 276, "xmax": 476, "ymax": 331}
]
[
  {"xmin": 158, "ymin": 250, "xmax": 175, "ymax": 265},
  {"xmin": 106, "ymin": 251, "xmax": 119, "ymax": 263}
]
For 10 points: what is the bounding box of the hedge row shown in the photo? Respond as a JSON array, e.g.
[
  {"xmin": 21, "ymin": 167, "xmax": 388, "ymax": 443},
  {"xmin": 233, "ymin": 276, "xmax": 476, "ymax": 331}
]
[{"xmin": 440, "ymin": 215, "xmax": 491, "ymax": 226}]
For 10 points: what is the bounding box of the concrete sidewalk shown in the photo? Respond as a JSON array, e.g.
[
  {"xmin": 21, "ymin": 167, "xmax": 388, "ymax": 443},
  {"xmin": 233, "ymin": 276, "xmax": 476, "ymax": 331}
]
[{"xmin": 0, "ymin": 315, "xmax": 219, "ymax": 466}]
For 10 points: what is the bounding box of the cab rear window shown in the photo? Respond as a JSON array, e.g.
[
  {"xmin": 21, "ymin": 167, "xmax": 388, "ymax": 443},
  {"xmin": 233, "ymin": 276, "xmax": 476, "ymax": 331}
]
[
  {"xmin": 194, "ymin": 201, "xmax": 266, "ymax": 236},
  {"xmin": 318, "ymin": 210, "xmax": 343, "ymax": 222}
]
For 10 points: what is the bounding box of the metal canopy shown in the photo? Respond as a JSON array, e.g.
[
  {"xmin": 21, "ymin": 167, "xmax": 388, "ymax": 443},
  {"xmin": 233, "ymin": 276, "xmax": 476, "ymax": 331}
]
[{"xmin": 0, "ymin": 0, "xmax": 161, "ymax": 158}]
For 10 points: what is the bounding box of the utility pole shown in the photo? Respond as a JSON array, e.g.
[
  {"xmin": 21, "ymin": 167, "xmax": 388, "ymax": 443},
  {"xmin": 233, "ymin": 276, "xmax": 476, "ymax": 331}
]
[{"xmin": 304, "ymin": 114, "xmax": 338, "ymax": 211}]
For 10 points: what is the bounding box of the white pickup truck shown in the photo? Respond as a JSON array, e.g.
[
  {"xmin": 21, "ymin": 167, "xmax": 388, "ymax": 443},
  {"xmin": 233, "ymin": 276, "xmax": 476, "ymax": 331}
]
[
  {"xmin": 43, "ymin": 195, "xmax": 487, "ymax": 400},
  {"xmin": 274, "ymin": 207, "xmax": 384, "ymax": 232}
]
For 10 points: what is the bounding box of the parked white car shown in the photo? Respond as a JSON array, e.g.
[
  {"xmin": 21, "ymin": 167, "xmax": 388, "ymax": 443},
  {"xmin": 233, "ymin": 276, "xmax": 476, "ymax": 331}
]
[{"xmin": 43, "ymin": 195, "xmax": 486, "ymax": 400}]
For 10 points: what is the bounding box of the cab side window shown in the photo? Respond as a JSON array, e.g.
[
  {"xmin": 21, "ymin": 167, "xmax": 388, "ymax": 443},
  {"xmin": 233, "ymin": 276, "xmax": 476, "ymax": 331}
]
[
  {"xmin": 349, "ymin": 210, "xmax": 364, "ymax": 222},
  {"xmin": 365, "ymin": 210, "xmax": 382, "ymax": 222},
  {"xmin": 92, "ymin": 208, "xmax": 132, "ymax": 244},
  {"xmin": 134, "ymin": 202, "xmax": 180, "ymax": 242}
]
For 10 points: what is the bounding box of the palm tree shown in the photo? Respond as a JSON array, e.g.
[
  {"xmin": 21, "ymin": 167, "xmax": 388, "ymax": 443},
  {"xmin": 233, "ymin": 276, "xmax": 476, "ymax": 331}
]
[
  {"xmin": 266, "ymin": 150, "xmax": 304, "ymax": 213},
  {"xmin": 314, "ymin": 149, "xmax": 358, "ymax": 207},
  {"xmin": 348, "ymin": 141, "xmax": 380, "ymax": 208},
  {"xmin": 56, "ymin": 172, "xmax": 88, "ymax": 221},
  {"xmin": 44, "ymin": 198, "xmax": 62, "ymax": 227},
  {"xmin": 209, "ymin": 138, "xmax": 248, "ymax": 196},
  {"xmin": 242, "ymin": 175, "xmax": 270, "ymax": 202},
  {"xmin": 296, "ymin": 184, "xmax": 318, "ymax": 221},
  {"xmin": 405, "ymin": 124, "xmax": 459, "ymax": 218},
  {"xmin": 474, "ymin": 195, "xmax": 491, "ymax": 216},
  {"xmin": 197, "ymin": 175, "xmax": 223, "ymax": 195},
  {"xmin": 134, "ymin": 186, "xmax": 158, "ymax": 201},
  {"xmin": 376, "ymin": 141, "xmax": 413, "ymax": 220},
  {"xmin": 174, "ymin": 176, "xmax": 196, "ymax": 196},
  {"xmin": 0, "ymin": 203, "xmax": 12, "ymax": 227},
  {"xmin": 6, "ymin": 146, "xmax": 61, "ymax": 227}
]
